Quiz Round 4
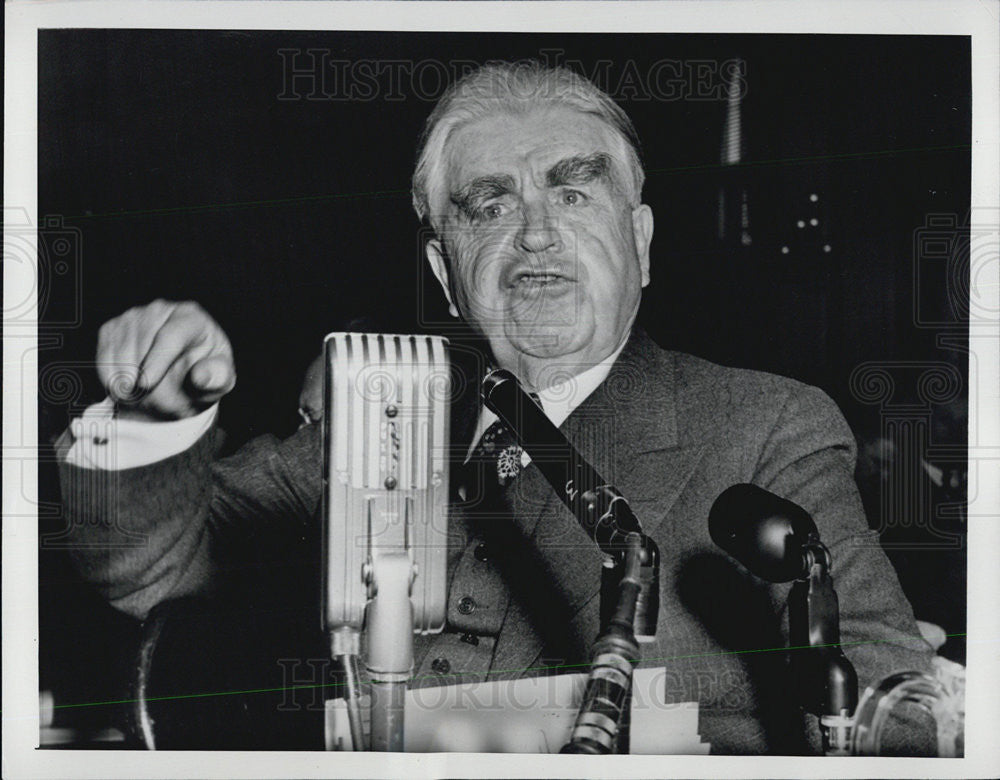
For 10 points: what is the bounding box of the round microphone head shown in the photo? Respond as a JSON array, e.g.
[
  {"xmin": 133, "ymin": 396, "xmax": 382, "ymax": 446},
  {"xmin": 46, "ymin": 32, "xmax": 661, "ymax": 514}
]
[
  {"xmin": 481, "ymin": 368, "xmax": 515, "ymax": 408},
  {"xmin": 709, "ymin": 484, "xmax": 818, "ymax": 582}
]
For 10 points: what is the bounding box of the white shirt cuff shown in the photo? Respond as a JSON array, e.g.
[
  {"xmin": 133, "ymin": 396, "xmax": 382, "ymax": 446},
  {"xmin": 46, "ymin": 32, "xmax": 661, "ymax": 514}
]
[{"xmin": 64, "ymin": 398, "xmax": 218, "ymax": 471}]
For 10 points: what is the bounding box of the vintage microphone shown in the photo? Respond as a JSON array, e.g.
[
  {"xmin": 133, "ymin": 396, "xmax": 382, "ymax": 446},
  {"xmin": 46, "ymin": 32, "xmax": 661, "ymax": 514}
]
[
  {"xmin": 709, "ymin": 484, "xmax": 858, "ymax": 754},
  {"xmin": 481, "ymin": 368, "xmax": 660, "ymax": 753},
  {"xmin": 321, "ymin": 333, "xmax": 450, "ymax": 751},
  {"xmin": 481, "ymin": 369, "xmax": 660, "ymax": 636}
]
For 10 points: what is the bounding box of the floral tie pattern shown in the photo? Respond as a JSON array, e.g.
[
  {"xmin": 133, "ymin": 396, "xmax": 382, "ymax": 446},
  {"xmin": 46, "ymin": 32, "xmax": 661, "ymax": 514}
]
[{"xmin": 474, "ymin": 421, "xmax": 524, "ymax": 487}]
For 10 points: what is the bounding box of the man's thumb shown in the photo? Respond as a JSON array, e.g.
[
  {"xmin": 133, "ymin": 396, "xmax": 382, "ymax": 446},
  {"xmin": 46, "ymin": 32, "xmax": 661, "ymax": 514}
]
[{"xmin": 189, "ymin": 355, "xmax": 233, "ymax": 394}]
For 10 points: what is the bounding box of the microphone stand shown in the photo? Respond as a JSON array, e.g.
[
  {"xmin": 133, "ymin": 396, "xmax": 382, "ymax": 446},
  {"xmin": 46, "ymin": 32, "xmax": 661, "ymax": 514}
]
[
  {"xmin": 481, "ymin": 369, "xmax": 660, "ymax": 754},
  {"xmin": 788, "ymin": 538, "xmax": 858, "ymax": 755},
  {"xmin": 561, "ymin": 532, "xmax": 644, "ymax": 754},
  {"xmin": 709, "ymin": 484, "xmax": 858, "ymax": 755}
]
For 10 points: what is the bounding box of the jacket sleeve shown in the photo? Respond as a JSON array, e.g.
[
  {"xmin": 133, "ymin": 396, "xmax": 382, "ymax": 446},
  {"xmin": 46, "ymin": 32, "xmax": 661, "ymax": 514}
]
[
  {"xmin": 751, "ymin": 383, "xmax": 935, "ymax": 692},
  {"xmin": 57, "ymin": 422, "xmax": 323, "ymax": 621}
]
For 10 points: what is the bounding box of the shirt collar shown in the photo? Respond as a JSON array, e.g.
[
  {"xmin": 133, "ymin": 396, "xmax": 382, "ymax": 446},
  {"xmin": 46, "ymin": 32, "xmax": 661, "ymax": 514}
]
[{"xmin": 465, "ymin": 338, "xmax": 629, "ymax": 462}]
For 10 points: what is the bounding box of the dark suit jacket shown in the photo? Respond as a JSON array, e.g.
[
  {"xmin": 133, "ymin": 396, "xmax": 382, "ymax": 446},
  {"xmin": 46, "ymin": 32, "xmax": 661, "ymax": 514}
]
[{"xmin": 58, "ymin": 327, "xmax": 933, "ymax": 754}]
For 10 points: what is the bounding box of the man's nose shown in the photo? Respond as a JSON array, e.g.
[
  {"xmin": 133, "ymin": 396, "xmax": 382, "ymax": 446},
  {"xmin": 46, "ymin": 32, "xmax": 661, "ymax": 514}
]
[{"xmin": 516, "ymin": 204, "xmax": 564, "ymax": 254}]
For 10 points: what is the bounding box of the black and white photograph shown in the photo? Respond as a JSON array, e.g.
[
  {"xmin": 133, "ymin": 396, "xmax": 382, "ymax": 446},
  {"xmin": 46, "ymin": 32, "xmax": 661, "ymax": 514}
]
[{"xmin": 4, "ymin": 1, "xmax": 999, "ymax": 777}]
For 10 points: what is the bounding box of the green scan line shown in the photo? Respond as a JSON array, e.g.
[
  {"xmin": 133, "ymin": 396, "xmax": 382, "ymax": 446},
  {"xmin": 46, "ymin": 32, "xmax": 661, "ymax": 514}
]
[
  {"xmin": 646, "ymin": 142, "xmax": 971, "ymax": 177},
  {"xmin": 65, "ymin": 187, "xmax": 411, "ymax": 221},
  {"xmin": 64, "ymin": 143, "xmax": 969, "ymax": 222},
  {"xmin": 40, "ymin": 632, "xmax": 966, "ymax": 714}
]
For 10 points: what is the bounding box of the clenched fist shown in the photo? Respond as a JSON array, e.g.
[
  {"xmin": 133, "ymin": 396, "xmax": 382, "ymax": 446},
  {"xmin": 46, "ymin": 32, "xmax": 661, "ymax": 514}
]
[{"xmin": 96, "ymin": 300, "xmax": 236, "ymax": 421}]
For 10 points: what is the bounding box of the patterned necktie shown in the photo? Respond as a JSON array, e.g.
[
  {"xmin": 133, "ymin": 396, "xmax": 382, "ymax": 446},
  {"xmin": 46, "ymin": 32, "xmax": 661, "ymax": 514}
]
[
  {"xmin": 465, "ymin": 392, "xmax": 541, "ymax": 490},
  {"xmin": 470, "ymin": 419, "xmax": 525, "ymax": 487}
]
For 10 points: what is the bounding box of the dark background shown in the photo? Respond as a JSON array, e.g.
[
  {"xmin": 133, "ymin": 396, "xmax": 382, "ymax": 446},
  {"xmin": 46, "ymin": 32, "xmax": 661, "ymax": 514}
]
[{"xmin": 37, "ymin": 30, "xmax": 970, "ymax": 742}]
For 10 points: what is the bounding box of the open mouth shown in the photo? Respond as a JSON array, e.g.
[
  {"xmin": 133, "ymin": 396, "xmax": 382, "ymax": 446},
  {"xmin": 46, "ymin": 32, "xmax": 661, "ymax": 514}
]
[{"xmin": 507, "ymin": 268, "xmax": 575, "ymax": 288}]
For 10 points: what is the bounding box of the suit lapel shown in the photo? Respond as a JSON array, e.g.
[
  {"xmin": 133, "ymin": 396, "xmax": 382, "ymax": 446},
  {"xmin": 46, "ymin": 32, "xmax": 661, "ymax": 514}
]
[
  {"xmin": 565, "ymin": 327, "xmax": 708, "ymax": 537},
  {"xmin": 491, "ymin": 328, "xmax": 707, "ymax": 676}
]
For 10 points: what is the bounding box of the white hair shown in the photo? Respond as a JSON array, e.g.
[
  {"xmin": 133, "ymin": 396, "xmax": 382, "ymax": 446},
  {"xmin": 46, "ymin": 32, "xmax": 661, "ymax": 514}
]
[{"xmin": 411, "ymin": 60, "xmax": 645, "ymax": 234}]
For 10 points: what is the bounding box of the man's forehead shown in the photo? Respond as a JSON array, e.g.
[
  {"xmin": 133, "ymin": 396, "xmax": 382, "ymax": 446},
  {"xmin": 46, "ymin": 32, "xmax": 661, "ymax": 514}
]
[{"xmin": 443, "ymin": 107, "xmax": 623, "ymax": 185}]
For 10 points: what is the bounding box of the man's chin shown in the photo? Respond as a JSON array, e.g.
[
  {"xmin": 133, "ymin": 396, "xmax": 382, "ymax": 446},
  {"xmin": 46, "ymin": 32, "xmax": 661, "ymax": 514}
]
[{"xmin": 497, "ymin": 324, "xmax": 592, "ymax": 362}]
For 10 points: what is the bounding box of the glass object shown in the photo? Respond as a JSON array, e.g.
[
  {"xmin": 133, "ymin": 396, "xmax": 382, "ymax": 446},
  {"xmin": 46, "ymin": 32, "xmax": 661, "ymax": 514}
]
[{"xmin": 851, "ymin": 657, "xmax": 964, "ymax": 757}]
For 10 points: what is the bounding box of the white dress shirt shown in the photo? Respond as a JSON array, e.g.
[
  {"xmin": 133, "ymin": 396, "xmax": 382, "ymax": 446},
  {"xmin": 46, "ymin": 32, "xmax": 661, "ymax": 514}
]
[
  {"xmin": 464, "ymin": 342, "xmax": 626, "ymax": 466},
  {"xmin": 64, "ymin": 398, "xmax": 218, "ymax": 470}
]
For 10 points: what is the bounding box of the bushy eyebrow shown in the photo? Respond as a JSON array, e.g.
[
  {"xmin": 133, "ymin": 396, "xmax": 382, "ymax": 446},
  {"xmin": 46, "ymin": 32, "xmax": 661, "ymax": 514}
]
[
  {"xmin": 448, "ymin": 153, "xmax": 612, "ymax": 221},
  {"xmin": 545, "ymin": 153, "xmax": 612, "ymax": 188},
  {"xmin": 450, "ymin": 174, "xmax": 517, "ymax": 220}
]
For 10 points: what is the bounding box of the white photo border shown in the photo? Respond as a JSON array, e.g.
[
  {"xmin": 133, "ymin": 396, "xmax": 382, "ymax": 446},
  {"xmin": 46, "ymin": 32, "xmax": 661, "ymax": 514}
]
[{"xmin": 4, "ymin": 1, "xmax": 999, "ymax": 778}]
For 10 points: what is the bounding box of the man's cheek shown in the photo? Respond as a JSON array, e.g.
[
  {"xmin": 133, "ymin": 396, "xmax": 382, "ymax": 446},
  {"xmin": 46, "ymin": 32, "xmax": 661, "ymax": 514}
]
[
  {"xmin": 563, "ymin": 213, "xmax": 615, "ymax": 262},
  {"xmin": 473, "ymin": 232, "xmax": 516, "ymax": 277},
  {"xmin": 451, "ymin": 226, "xmax": 509, "ymax": 265},
  {"xmin": 453, "ymin": 250, "xmax": 510, "ymax": 325},
  {"xmin": 576, "ymin": 217, "xmax": 634, "ymax": 274}
]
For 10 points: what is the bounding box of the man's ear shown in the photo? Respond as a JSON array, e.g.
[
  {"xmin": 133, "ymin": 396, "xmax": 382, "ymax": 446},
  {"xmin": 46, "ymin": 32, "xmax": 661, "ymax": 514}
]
[
  {"xmin": 425, "ymin": 238, "xmax": 459, "ymax": 318},
  {"xmin": 631, "ymin": 204, "xmax": 654, "ymax": 287}
]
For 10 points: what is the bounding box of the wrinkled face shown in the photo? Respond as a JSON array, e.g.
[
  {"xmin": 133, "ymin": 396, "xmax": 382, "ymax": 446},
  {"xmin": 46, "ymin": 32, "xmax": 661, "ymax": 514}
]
[{"xmin": 426, "ymin": 105, "xmax": 653, "ymax": 389}]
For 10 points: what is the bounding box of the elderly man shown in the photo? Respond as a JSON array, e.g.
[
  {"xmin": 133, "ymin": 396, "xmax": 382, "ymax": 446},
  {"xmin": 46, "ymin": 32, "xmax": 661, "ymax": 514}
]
[{"xmin": 59, "ymin": 61, "xmax": 932, "ymax": 754}]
